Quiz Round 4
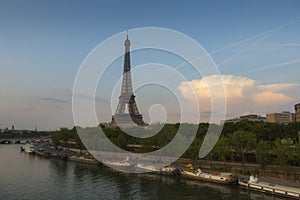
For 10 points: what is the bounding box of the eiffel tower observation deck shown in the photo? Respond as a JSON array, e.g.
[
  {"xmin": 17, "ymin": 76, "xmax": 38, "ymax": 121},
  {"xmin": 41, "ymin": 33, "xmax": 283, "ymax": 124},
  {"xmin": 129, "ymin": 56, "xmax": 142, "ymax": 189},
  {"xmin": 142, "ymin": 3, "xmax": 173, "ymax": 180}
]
[{"xmin": 110, "ymin": 34, "xmax": 147, "ymax": 128}]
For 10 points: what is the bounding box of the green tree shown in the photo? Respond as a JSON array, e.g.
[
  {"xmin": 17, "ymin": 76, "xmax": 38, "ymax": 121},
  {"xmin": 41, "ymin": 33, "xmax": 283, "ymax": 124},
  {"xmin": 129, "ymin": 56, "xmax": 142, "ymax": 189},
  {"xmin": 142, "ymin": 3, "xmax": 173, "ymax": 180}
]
[
  {"xmin": 272, "ymin": 138, "xmax": 294, "ymax": 177},
  {"xmin": 214, "ymin": 137, "xmax": 230, "ymax": 164},
  {"xmin": 187, "ymin": 144, "xmax": 202, "ymax": 161},
  {"xmin": 183, "ymin": 136, "xmax": 202, "ymax": 161},
  {"xmin": 59, "ymin": 128, "xmax": 72, "ymax": 147},
  {"xmin": 202, "ymin": 133, "xmax": 220, "ymax": 167},
  {"xmin": 295, "ymin": 144, "xmax": 300, "ymax": 166},
  {"xmin": 115, "ymin": 134, "xmax": 127, "ymax": 149},
  {"xmin": 255, "ymin": 140, "xmax": 271, "ymax": 170},
  {"xmin": 230, "ymin": 130, "xmax": 256, "ymax": 169},
  {"xmin": 72, "ymin": 127, "xmax": 85, "ymax": 150},
  {"xmin": 51, "ymin": 131, "xmax": 62, "ymax": 147}
]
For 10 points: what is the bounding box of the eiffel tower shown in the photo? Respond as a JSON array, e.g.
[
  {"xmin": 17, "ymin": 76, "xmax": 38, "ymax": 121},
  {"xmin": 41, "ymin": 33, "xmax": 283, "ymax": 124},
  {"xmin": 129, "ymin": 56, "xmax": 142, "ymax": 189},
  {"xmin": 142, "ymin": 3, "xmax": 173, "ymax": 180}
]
[{"xmin": 110, "ymin": 34, "xmax": 146, "ymax": 128}]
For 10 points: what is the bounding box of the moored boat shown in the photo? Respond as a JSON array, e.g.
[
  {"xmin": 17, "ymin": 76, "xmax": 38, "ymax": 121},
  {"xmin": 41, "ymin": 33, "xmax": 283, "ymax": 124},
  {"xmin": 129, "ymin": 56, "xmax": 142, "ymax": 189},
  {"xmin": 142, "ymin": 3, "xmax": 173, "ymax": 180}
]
[
  {"xmin": 136, "ymin": 164, "xmax": 180, "ymax": 175},
  {"xmin": 160, "ymin": 166, "xmax": 180, "ymax": 175},
  {"xmin": 23, "ymin": 144, "xmax": 36, "ymax": 154},
  {"xmin": 238, "ymin": 175, "xmax": 300, "ymax": 199},
  {"xmin": 102, "ymin": 156, "xmax": 132, "ymax": 170},
  {"xmin": 180, "ymin": 169, "xmax": 237, "ymax": 185},
  {"xmin": 103, "ymin": 160, "xmax": 131, "ymax": 170}
]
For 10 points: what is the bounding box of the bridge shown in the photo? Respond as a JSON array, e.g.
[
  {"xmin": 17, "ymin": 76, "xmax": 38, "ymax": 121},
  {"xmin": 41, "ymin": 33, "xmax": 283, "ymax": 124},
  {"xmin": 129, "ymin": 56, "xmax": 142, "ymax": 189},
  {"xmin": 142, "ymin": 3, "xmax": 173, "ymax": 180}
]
[{"xmin": 0, "ymin": 137, "xmax": 51, "ymax": 144}]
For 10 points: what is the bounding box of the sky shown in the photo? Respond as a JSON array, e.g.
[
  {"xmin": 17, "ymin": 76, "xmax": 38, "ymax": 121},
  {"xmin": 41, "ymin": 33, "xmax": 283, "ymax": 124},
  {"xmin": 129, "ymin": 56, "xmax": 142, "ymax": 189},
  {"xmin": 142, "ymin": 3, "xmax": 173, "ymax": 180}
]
[{"xmin": 0, "ymin": 0, "xmax": 300, "ymax": 130}]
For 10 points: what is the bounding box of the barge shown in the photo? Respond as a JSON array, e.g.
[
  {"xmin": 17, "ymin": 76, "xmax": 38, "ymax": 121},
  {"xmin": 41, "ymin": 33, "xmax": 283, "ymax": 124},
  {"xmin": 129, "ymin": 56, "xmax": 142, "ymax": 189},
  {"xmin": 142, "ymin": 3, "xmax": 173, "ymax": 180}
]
[
  {"xmin": 239, "ymin": 175, "xmax": 300, "ymax": 199},
  {"xmin": 180, "ymin": 168, "xmax": 237, "ymax": 185}
]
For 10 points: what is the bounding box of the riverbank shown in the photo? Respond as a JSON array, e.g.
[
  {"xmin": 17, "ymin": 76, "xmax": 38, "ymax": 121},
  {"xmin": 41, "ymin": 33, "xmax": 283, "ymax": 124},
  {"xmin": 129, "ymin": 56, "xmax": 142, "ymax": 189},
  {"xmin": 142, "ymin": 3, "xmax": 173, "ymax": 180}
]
[
  {"xmin": 16, "ymin": 141, "xmax": 300, "ymax": 193},
  {"xmin": 173, "ymin": 158, "xmax": 300, "ymax": 186},
  {"xmin": 26, "ymin": 141, "xmax": 300, "ymax": 183},
  {"xmin": 26, "ymin": 140, "xmax": 101, "ymax": 165}
]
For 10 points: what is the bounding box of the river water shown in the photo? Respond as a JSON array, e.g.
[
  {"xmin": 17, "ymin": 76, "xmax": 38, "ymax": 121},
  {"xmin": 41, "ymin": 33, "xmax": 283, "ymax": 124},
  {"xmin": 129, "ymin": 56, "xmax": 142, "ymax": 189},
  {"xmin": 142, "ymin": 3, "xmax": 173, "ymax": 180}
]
[{"xmin": 0, "ymin": 144, "xmax": 286, "ymax": 200}]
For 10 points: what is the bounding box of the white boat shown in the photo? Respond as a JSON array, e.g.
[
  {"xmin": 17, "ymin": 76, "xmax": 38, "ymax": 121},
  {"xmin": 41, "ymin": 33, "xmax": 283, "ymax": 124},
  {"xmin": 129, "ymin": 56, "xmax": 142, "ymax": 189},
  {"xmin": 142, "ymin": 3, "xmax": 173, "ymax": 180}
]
[
  {"xmin": 160, "ymin": 166, "xmax": 179, "ymax": 175},
  {"xmin": 181, "ymin": 169, "xmax": 237, "ymax": 185},
  {"xmin": 136, "ymin": 163, "xmax": 160, "ymax": 172},
  {"xmin": 103, "ymin": 160, "xmax": 131, "ymax": 167},
  {"xmin": 239, "ymin": 175, "xmax": 300, "ymax": 199},
  {"xmin": 136, "ymin": 164, "xmax": 179, "ymax": 175},
  {"xmin": 102, "ymin": 156, "xmax": 131, "ymax": 170},
  {"xmin": 23, "ymin": 144, "xmax": 36, "ymax": 154}
]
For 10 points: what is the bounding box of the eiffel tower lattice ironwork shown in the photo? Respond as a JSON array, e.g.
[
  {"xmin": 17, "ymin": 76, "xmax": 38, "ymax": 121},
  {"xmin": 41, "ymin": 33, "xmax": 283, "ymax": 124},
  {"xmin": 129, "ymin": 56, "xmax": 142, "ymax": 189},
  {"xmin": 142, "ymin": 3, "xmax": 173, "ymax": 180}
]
[{"xmin": 110, "ymin": 34, "xmax": 146, "ymax": 127}]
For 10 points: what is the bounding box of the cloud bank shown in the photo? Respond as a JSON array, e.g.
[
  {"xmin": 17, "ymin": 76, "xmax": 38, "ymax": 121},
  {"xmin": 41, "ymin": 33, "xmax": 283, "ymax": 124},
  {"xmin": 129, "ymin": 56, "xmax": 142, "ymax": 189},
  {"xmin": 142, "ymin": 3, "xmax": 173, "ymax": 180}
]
[{"xmin": 179, "ymin": 75, "xmax": 298, "ymax": 121}]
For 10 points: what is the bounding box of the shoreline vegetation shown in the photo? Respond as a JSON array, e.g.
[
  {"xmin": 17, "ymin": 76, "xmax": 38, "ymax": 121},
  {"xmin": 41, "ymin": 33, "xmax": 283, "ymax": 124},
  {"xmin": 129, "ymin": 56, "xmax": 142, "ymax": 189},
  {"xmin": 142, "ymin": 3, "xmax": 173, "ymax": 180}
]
[{"xmin": 1, "ymin": 120, "xmax": 300, "ymax": 185}]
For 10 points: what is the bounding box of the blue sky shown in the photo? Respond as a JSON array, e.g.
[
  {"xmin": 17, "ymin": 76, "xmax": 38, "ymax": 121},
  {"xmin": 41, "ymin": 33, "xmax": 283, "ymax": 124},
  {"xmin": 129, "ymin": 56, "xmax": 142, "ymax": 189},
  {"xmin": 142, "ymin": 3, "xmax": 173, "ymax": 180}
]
[{"xmin": 1, "ymin": 0, "xmax": 300, "ymax": 130}]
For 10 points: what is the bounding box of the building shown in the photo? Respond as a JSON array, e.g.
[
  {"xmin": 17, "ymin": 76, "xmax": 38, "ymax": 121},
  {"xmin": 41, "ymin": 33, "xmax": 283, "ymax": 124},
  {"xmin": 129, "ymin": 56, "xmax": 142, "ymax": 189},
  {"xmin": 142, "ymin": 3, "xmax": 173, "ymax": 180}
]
[
  {"xmin": 266, "ymin": 111, "xmax": 295, "ymax": 124},
  {"xmin": 295, "ymin": 103, "xmax": 300, "ymax": 122},
  {"xmin": 110, "ymin": 34, "xmax": 147, "ymax": 128},
  {"xmin": 240, "ymin": 114, "xmax": 266, "ymax": 121},
  {"xmin": 225, "ymin": 114, "xmax": 266, "ymax": 123}
]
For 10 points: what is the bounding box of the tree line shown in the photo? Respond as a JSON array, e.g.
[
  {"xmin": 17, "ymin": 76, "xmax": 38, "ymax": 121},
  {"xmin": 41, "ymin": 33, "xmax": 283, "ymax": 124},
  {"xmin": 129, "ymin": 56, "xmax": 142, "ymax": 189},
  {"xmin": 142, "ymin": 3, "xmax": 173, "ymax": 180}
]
[
  {"xmin": 0, "ymin": 130, "xmax": 50, "ymax": 139},
  {"xmin": 51, "ymin": 120, "xmax": 300, "ymax": 174}
]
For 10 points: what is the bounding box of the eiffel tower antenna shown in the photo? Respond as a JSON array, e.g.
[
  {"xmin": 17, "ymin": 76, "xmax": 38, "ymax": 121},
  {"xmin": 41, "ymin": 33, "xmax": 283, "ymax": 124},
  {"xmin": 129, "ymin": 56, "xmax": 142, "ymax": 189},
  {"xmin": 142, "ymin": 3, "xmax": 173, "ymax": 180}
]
[{"xmin": 110, "ymin": 33, "xmax": 147, "ymax": 128}]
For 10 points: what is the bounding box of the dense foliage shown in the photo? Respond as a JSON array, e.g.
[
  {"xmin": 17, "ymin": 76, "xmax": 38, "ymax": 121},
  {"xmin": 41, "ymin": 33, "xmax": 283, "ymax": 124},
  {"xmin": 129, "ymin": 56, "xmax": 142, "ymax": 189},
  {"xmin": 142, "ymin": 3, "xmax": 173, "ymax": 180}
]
[
  {"xmin": 50, "ymin": 120, "xmax": 300, "ymax": 172},
  {"xmin": 51, "ymin": 127, "xmax": 84, "ymax": 150}
]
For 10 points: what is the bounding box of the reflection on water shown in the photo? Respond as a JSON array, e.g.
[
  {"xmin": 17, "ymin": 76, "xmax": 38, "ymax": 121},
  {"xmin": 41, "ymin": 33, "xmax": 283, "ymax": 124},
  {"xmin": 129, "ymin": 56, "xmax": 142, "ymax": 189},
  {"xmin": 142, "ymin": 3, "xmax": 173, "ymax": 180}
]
[{"xmin": 0, "ymin": 145, "xmax": 287, "ymax": 200}]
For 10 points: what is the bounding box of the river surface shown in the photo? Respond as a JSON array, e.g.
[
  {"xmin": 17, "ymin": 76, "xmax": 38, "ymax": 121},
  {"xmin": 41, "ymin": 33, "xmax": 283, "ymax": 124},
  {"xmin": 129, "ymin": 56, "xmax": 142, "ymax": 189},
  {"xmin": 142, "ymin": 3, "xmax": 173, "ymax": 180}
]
[{"xmin": 0, "ymin": 144, "xmax": 287, "ymax": 200}]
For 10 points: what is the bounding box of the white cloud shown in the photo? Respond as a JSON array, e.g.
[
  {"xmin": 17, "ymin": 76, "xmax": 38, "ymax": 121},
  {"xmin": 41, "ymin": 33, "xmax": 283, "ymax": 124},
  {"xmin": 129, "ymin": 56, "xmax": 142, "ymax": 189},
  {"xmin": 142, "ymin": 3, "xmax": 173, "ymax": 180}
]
[
  {"xmin": 252, "ymin": 92, "xmax": 294, "ymax": 105},
  {"xmin": 259, "ymin": 83, "xmax": 298, "ymax": 92},
  {"xmin": 179, "ymin": 75, "xmax": 298, "ymax": 121}
]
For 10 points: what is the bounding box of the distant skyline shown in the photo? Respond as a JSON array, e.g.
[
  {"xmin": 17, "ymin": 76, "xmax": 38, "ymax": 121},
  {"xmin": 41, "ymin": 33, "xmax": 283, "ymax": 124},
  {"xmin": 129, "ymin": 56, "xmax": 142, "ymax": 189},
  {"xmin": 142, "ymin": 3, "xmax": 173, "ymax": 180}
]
[{"xmin": 1, "ymin": 0, "xmax": 300, "ymax": 130}]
